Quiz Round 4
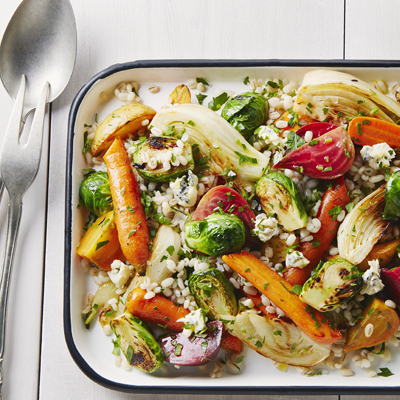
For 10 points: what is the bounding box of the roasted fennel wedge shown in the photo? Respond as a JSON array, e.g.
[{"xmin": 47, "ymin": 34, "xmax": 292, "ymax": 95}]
[
  {"xmin": 338, "ymin": 185, "xmax": 390, "ymax": 264},
  {"xmin": 293, "ymin": 70, "xmax": 400, "ymax": 123},
  {"xmin": 145, "ymin": 225, "xmax": 181, "ymax": 284},
  {"xmin": 221, "ymin": 312, "xmax": 331, "ymax": 367},
  {"xmin": 84, "ymin": 281, "xmax": 118, "ymax": 325},
  {"xmin": 150, "ymin": 104, "xmax": 270, "ymax": 189}
]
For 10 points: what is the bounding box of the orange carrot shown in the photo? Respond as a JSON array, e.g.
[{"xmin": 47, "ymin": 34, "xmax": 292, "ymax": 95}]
[
  {"xmin": 104, "ymin": 138, "xmax": 149, "ymax": 273},
  {"xmin": 222, "ymin": 252, "xmax": 342, "ymax": 345},
  {"xmin": 284, "ymin": 176, "xmax": 350, "ymax": 286},
  {"xmin": 348, "ymin": 116, "xmax": 400, "ymax": 148},
  {"xmin": 240, "ymin": 291, "xmax": 277, "ymax": 318},
  {"xmin": 126, "ymin": 288, "xmax": 189, "ymax": 331},
  {"xmin": 221, "ymin": 331, "xmax": 243, "ymax": 354},
  {"xmin": 275, "ymin": 111, "xmax": 316, "ymax": 133},
  {"xmin": 126, "ymin": 288, "xmax": 243, "ymax": 353}
]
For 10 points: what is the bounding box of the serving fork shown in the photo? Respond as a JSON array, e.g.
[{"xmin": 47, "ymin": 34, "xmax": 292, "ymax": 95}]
[{"xmin": 0, "ymin": 75, "xmax": 49, "ymax": 397}]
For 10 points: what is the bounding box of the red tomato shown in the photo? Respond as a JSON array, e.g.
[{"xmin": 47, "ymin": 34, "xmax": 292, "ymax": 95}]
[{"xmin": 192, "ymin": 186, "xmax": 255, "ymax": 231}]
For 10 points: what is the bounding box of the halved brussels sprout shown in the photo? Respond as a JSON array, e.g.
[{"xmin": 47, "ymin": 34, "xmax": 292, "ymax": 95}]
[
  {"xmin": 189, "ymin": 268, "xmax": 238, "ymax": 317},
  {"xmin": 185, "ymin": 213, "xmax": 246, "ymax": 257},
  {"xmin": 256, "ymin": 172, "xmax": 307, "ymax": 232},
  {"xmin": 300, "ymin": 259, "xmax": 363, "ymax": 312},
  {"xmin": 221, "ymin": 92, "xmax": 268, "ymax": 139},
  {"xmin": 383, "ymin": 170, "xmax": 400, "ymax": 220},
  {"xmin": 132, "ymin": 136, "xmax": 194, "ymax": 182},
  {"xmin": 79, "ymin": 170, "xmax": 113, "ymax": 217},
  {"xmin": 222, "ymin": 312, "xmax": 331, "ymax": 367},
  {"xmin": 110, "ymin": 312, "xmax": 164, "ymax": 373}
]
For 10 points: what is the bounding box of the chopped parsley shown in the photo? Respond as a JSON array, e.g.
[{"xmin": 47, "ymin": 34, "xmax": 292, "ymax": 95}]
[
  {"xmin": 328, "ymin": 205, "xmax": 342, "ymax": 220},
  {"xmin": 95, "ymin": 240, "xmax": 109, "ymax": 251},
  {"xmin": 208, "ymin": 92, "xmax": 229, "ymax": 111},
  {"xmin": 234, "ymin": 151, "xmax": 258, "ymax": 166},
  {"xmin": 195, "ymin": 93, "xmax": 207, "ymax": 105},
  {"xmin": 286, "ymin": 131, "xmax": 306, "ymax": 151},
  {"xmin": 377, "ymin": 367, "xmax": 394, "ymax": 377},
  {"xmin": 196, "ymin": 77, "xmax": 209, "ymax": 86}
]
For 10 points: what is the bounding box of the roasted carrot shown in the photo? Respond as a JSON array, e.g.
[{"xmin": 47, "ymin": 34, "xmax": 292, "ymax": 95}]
[
  {"xmin": 223, "ymin": 252, "xmax": 342, "ymax": 345},
  {"xmin": 284, "ymin": 176, "xmax": 350, "ymax": 286},
  {"xmin": 240, "ymin": 291, "xmax": 277, "ymax": 318},
  {"xmin": 126, "ymin": 288, "xmax": 243, "ymax": 353},
  {"xmin": 348, "ymin": 116, "xmax": 400, "ymax": 148},
  {"xmin": 104, "ymin": 138, "xmax": 149, "ymax": 274},
  {"xmin": 275, "ymin": 111, "xmax": 316, "ymax": 133},
  {"xmin": 221, "ymin": 331, "xmax": 243, "ymax": 354},
  {"xmin": 126, "ymin": 288, "xmax": 189, "ymax": 331}
]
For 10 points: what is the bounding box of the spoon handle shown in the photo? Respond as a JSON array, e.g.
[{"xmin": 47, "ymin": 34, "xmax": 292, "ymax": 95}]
[
  {"xmin": 0, "ymin": 179, "xmax": 4, "ymax": 204},
  {"xmin": 0, "ymin": 196, "xmax": 22, "ymax": 399}
]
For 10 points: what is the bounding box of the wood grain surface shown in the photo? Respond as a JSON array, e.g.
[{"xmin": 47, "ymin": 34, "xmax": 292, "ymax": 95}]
[{"xmin": 0, "ymin": 0, "xmax": 399, "ymax": 399}]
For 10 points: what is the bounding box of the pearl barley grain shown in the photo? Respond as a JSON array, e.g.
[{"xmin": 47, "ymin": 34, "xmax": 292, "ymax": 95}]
[
  {"xmin": 340, "ymin": 368, "xmax": 354, "ymax": 377},
  {"xmin": 365, "ymin": 323, "xmax": 374, "ymax": 338},
  {"xmin": 148, "ymin": 84, "xmax": 160, "ymax": 93},
  {"xmin": 385, "ymin": 299, "xmax": 396, "ymax": 309}
]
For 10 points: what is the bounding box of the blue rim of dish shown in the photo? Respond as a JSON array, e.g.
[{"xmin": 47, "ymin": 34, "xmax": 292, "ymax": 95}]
[{"xmin": 65, "ymin": 59, "xmax": 400, "ymax": 395}]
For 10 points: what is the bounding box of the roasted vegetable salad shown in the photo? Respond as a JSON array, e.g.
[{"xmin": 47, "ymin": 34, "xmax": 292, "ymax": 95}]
[{"xmin": 77, "ymin": 71, "xmax": 400, "ymax": 379}]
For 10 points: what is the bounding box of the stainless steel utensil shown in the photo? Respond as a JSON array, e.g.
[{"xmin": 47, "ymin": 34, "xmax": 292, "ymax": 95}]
[
  {"xmin": 0, "ymin": 0, "xmax": 77, "ymax": 201},
  {"xmin": 0, "ymin": 0, "xmax": 76, "ymax": 397}
]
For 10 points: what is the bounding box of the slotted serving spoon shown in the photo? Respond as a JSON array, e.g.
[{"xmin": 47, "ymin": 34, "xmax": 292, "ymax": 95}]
[{"xmin": 0, "ymin": 0, "xmax": 76, "ymax": 397}]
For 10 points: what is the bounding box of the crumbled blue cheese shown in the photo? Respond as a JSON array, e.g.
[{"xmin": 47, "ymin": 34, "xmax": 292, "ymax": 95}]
[
  {"xmin": 256, "ymin": 125, "xmax": 286, "ymax": 150},
  {"xmin": 170, "ymin": 170, "xmax": 198, "ymax": 207},
  {"xmin": 360, "ymin": 143, "xmax": 395, "ymax": 169},
  {"xmin": 286, "ymin": 250, "xmax": 310, "ymax": 269},
  {"xmin": 107, "ymin": 260, "xmax": 131, "ymax": 288},
  {"xmin": 177, "ymin": 308, "xmax": 207, "ymax": 337},
  {"xmin": 253, "ymin": 213, "xmax": 279, "ymax": 242},
  {"xmin": 360, "ymin": 259, "xmax": 384, "ymax": 295}
]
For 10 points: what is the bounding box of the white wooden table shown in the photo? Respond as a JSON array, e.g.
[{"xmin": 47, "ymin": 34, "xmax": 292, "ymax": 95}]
[{"xmin": 0, "ymin": 0, "xmax": 400, "ymax": 399}]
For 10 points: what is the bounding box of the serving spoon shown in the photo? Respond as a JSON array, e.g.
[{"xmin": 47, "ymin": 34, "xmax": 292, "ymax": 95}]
[
  {"xmin": 0, "ymin": 0, "xmax": 77, "ymax": 201},
  {"xmin": 0, "ymin": 0, "xmax": 76, "ymax": 397}
]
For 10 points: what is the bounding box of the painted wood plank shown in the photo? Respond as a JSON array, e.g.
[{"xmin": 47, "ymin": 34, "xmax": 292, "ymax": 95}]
[
  {"xmin": 0, "ymin": 2, "xmax": 50, "ymax": 399},
  {"xmin": 39, "ymin": 0, "xmax": 344, "ymax": 399},
  {"xmin": 345, "ymin": 0, "xmax": 400, "ymax": 59}
]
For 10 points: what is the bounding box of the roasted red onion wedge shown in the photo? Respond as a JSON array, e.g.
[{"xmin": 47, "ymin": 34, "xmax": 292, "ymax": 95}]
[
  {"xmin": 160, "ymin": 320, "xmax": 224, "ymax": 366},
  {"xmin": 274, "ymin": 126, "xmax": 355, "ymax": 179}
]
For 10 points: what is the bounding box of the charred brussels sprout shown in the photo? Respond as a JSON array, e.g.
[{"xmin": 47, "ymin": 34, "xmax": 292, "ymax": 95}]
[
  {"xmin": 132, "ymin": 136, "xmax": 193, "ymax": 182},
  {"xmin": 221, "ymin": 92, "xmax": 268, "ymax": 139},
  {"xmin": 256, "ymin": 172, "xmax": 307, "ymax": 232},
  {"xmin": 185, "ymin": 213, "xmax": 246, "ymax": 257},
  {"xmin": 110, "ymin": 312, "xmax": 164, "ymax": 373},
  {"xmin": 189, "ymin": 268, "xmax": 238, "ymax": 317},
  {"xmin": 383, "ymin": 170, "xmax": 400, "ymax": 220},
  {"xmin": 79, "ymin": 170, "xmax": 113, "ymax": 217},
  {"xmin": 300, "ymin": 259, "xmax": 363, "ymax": 312}
]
